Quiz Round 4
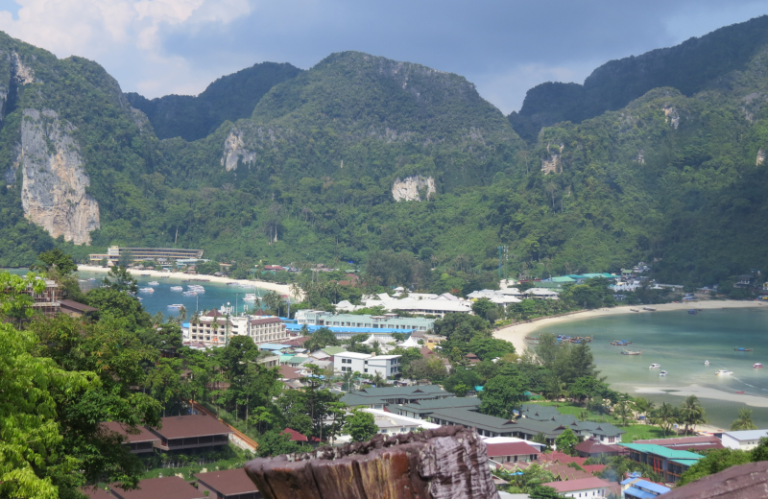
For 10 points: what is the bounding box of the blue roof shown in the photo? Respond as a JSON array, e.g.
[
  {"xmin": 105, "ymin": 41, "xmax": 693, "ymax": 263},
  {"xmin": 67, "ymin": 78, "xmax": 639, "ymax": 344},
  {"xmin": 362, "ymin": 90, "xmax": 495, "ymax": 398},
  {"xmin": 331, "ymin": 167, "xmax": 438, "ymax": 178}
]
[
  {"xmin": 620, "ymin": 480, "xmax": 669, "ymax": 495},
  {"xmin": 182, "ymin": 322, "xmax": 190, "ymax": 328},
  {"xmin": 285, "ymin": 324, "xmax": 415, "ymax": 334},
  {"xmin": 623, "ymin": 487, "xmax": 657, "ymax": 499},
  {"xmin": 259, "ymin": 343, "xmax": 292, "ymax": 350}
]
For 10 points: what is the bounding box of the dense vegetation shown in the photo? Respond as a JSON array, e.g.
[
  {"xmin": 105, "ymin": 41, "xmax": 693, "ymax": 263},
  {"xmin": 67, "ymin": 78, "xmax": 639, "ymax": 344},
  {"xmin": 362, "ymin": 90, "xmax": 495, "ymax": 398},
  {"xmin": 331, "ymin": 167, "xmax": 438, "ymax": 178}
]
[{"xmin": 3, "ymin": 17, "xmax": 768, "ymax": 290}]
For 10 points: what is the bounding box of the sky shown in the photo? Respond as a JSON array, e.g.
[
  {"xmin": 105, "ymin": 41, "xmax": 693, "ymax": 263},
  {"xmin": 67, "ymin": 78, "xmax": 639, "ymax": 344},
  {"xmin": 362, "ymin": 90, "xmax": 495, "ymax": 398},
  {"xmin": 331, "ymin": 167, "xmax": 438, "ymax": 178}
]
[{"xmin": 0, "ymin": 1, "xmax": 766, "ymax": 114}]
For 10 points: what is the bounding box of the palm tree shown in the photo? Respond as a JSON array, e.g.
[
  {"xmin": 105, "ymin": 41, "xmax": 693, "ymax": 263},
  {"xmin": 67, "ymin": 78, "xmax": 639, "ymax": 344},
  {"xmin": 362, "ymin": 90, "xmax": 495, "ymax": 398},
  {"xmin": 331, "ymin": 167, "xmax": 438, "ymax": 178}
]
[
  {"xmin": 680, "ymin": 395, "xmax": 707, "ymax": 434},
  {"xmin": 178, "ymin": 306, "xmax": 187, "ymax": 321},
  {"xmin": 657, "ymin": 402, "xmax": 674, "ymax": 436},
  {"xmin": 731, "ymin": 407, "xmax": 758, "ymax": 431},
  {"xmin": 616, "ymin": 397, "xmax": 632, "ymax": 427}
]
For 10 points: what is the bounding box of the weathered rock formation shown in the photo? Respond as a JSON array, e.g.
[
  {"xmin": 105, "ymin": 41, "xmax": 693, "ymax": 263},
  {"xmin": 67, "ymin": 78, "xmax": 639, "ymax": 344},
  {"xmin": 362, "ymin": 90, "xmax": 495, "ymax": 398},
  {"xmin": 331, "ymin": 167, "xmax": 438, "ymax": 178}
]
[
  {"xmin": 757, "ymin": 148, "xmax": 765, "ymax": 166},
  {"xmin": 20, "ymin": 109, "xmax": 100, "ymax": 244},
  {"xmin": 392, "ymin": 175, "xmax": 436, "ymax": 201},
  {"xmin": 245, "ymin": 426, "xmax": 499, "ymax": 499},
  {"xmin": 541, "ymin": 144, "xmax": 564, "ymax": 174},
  {"xmin": 221, "ymin": 127, "xmax": 256, "ymax": 171}
]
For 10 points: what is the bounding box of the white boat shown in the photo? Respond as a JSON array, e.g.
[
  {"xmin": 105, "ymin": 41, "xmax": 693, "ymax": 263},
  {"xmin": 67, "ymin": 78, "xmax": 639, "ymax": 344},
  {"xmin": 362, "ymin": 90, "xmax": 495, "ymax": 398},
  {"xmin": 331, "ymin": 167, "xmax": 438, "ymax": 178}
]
[
  {"xmin": 705, "ymin": 360, "xmax": 710, "ymax": 366},
  {"xmin": 170, "ymin": 286, "xmax": 183, "ymax": 291},
  {"xmin": 167, "ymin": 304, "xmax": 184, "ymax": 310},
  {"xmin": 659, "ymin": 370, "xmax": 668, "ymax": 377},
  {"xmin": 148, "ymin": 281, "xmax": 160, "ymax": 286},
  {"xmin": 243, "ymin": 294, "xmax": 257, "ymax": 302},
  {"xmin": 715, "ymin": 370, "xmax": 734, "ymax": 376},
  {"xmin": 139, "ymin": 287, "xmax": 155, "ymax": 293},
  {"xmin": 182, "ymin": 291, "xmax": 197, "ymax": 297},
  {"xmin": 649, "ymin": 363, "xmax": 661, "ymax": 369}
]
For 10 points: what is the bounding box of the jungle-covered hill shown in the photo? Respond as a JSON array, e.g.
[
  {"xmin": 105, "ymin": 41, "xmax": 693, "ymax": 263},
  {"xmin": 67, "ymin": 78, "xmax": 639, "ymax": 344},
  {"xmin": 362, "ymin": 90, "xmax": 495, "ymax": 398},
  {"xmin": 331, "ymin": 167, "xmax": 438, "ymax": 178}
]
[{"xmin": 2, "ymin": 16, "xmax": 768, "ymax": 287}]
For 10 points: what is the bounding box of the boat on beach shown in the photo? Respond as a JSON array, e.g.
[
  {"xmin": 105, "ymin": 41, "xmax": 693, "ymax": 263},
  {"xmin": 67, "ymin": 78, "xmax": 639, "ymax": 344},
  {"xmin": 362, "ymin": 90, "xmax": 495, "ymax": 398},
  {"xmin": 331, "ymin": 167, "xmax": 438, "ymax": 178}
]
[
  {"xmin": 715, "ymin": 369, "xmax": 734, "ymax": 376},
  {"xmin": 659, "ymin": 370, "xmax": 668, "ymax": 377},
  {"xmin": 643, "ymin": 307, "xmax": 657, "ymax": 311},
  {"xmin": 649, "ymin": 363, "xmax": 661, "ymax": 369},
  {"xmin": 621, "ymin": 349, "xmax": 642, "ymax": 355},
  {"xmin": 630, "ymin": 308, "xmax": 641, "ymax": 312},
  {"xmin": 755, "ymin": 363, "xmax": 764, "ymax": 369}
]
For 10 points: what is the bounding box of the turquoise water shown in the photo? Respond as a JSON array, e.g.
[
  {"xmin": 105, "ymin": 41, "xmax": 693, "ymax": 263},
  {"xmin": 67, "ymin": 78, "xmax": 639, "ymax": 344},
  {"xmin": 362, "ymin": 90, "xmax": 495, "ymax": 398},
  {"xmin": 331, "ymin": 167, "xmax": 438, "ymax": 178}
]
[
  {"xmin": 538, "ymin": 308, "xmax": 768, "ymax": 428},
  {"xmin": 6, "ymin": 268, "xmax": 271, "ymax": 319}
]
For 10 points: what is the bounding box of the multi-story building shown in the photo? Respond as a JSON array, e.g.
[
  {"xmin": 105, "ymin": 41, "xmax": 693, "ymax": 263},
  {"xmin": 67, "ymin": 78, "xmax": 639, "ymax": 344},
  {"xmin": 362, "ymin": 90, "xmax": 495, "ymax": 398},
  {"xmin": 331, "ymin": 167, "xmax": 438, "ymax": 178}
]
[
  {"xmin": 721, "ymin": 429, "xmax": 768, "ymax": 450},
  {"xmin": 187, "ymin": 310, "xmax": 288, "ymax": 348},
  {"xmin": 334, "ymin": 352, "xmax": 402, "ymax": 378},
  {"xmin": 294, "ymin": 310, "xmax": 435, "ymax": 339},
  {"xmin": 89, "ymin": 246, "xmax": 204, "ymax": 264}
]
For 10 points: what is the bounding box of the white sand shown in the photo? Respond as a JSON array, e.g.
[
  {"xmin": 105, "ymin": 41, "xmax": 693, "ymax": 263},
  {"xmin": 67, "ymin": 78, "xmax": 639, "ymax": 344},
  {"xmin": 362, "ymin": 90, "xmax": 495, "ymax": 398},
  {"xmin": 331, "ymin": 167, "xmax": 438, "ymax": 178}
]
[
  {"xmin": 494, "ymin": 300, "xmax": 766, "ymax": 354},
  {"xmin": 77, "ymin": 264, "xmax": 301, "ymax": 299},
  {"xmin": 633, "ymin": 384, "xmax": 768, "ymax": 409}
]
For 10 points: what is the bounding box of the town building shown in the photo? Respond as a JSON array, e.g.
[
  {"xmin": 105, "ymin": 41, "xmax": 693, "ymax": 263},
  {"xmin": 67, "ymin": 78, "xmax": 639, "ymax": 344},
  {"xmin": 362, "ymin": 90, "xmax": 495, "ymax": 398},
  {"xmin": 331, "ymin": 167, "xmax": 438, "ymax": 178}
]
[
  {"xmin": 187, "ymin": 310, "xmax": 288, "ymax": 348},
  {"xmin": 89, "ymin": 246, "xmax": 204, "ymax": 264},
  {"xmin": 334, "ymin": 293, "xmax": 472, "ymax": 317},
  {"xmin": 634, "ymin": 435, "xmax": 724, "ymax": 452},
  {"xmin": 333, "ymin": 352, "xmax": 402, "ymax": 378},
  {"xmin": 721, "ymin": 429, "xmax": 768, "ymax": 450},
  {"xmin": 101, "ymin": 422, "xmax": 159, "ymax": 455},
  {"xmin": 621, "ymin": 477, "xmax": 670, "ymax": 499},
  {"xmin": 59, "ymin": 299, "xmax": 98, "ymax": 318},
  {"xmin": 620, "ymin": 443, "xmax": 703, "ymax": 483},
  {"xmin": 485, "ymin": 441, "xmax": 541, "ymax": 464},
  {"xmin": 147, "ymin": 415, "xmax": 232, "ymax": 453},
  {"xmin": 293, "ymin": 310, "xmax": 435, "ymax": 338},
  {"xmin": 574, "ymin": 438, "xmax": 626, "ymax": 458},
  {"xmin": 195, "ymin": 469, "xmax": 261, "ymax": 499},
  {"xmin": 107, "ymin": 477, "xmax": 205, "ymax": 499},
  {"xmin": 340, "ymin": 385, "xmax": 452, "ymax": 409},
  {"xmin": 541, "ymin": 477, "xmax": 613, "ymax": 498}
]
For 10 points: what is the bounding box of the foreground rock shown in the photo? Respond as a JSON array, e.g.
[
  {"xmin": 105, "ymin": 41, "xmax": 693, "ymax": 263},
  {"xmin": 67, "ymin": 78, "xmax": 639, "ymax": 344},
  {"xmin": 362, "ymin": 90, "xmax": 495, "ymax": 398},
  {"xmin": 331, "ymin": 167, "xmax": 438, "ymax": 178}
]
[{"xmin": 245, "ymin": 425, "xmax": 499, "ymax": 499}]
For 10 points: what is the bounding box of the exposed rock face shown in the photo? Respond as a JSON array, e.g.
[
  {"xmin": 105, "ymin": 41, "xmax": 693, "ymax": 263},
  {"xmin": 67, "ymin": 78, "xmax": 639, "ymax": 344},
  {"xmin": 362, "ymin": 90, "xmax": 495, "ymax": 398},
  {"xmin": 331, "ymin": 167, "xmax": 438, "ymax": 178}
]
[
  {"xmin": 20, "ymin": 109, "xmax": 100, "ymax": 244},
  {"xmin": 541, "ymin": 144, "xmax": 564, "ymax": 174},
  {"xmin": 245, "ymin": 426, "xmax": 499, "ymax": 499},
  {"xmin": 663, "ymin": 105, "xmax": 680, "ymax": 129},
  {"xmin": 221, "ymin": 127, "xmax": 256, "ymax": 171},
  {"xmin": 757, "ymin": 148, "xmax": 765, "ymax": 166},
  {"xmin": 392, "ymin": 175, "xmax": 436, "ymax": 201}
]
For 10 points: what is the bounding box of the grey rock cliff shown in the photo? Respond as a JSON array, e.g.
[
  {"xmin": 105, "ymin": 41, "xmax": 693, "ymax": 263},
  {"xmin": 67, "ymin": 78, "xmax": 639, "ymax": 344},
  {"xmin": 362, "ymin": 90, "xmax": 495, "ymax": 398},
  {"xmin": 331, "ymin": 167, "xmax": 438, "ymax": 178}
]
[
  {"xmin": 20, "ymin": 109, "xmax": 100, "ymax": 244},
  {"xmin": 392, "ymin": 175, "xmax": 436, "ymax": 201}
]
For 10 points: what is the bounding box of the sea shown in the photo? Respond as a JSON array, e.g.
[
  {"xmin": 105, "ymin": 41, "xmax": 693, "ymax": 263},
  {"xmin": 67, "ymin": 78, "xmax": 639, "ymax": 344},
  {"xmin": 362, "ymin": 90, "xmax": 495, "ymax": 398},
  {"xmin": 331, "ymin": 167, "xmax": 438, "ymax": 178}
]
[
  {"xmin": 538, "ymin": 307, "xmax": 768, "ymax": 429},
  {"xmin": 6, "ymin": 268, "xmax": 271, "ymax": 318}
]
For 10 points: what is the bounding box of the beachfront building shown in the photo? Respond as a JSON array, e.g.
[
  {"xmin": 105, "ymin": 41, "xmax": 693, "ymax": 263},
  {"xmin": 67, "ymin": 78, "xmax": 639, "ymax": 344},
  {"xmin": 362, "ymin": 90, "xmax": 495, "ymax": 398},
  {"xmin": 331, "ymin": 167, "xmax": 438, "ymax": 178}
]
[
  {"xmin": 293, "ymin": 310, "xmax": 435, "ymax": 338},
  {"xmin": 333, "ymin": 352, "xmax": 402, "ymax": 378},
  {"xmin": 721, "ymin": 429, "xmax": 768, "ymax": 450},
  {"xmin": 187, "ymin": 310, "xmax": 288, "ymax": 348},
  {"xmin": 620, "ymin": 443, "xmax": 703, "ymax": 483},
  {"xmin": 89, "ymin": 246, "xmax": 204, "ymax": 264},
  {"xmin": 333, "ymin": 293, "xmax": 471, "ymax": 318}
]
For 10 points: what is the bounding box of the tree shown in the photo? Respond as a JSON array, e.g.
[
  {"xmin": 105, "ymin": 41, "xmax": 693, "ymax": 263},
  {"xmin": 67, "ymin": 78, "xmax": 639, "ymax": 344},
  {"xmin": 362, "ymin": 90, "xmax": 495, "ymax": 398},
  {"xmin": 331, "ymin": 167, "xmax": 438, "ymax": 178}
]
[
  {"xmin": 30, "ymin": 248, "xmax": 78, "ymax": 275},
  {"xmin": 304, "ymin": 327, "xmax": 339, "ymax": 352},
  {"xmin": 101, "ymin": 265, "xmax": 138, "ymax": 294},
  {"xmin": 680, "ymin": 395, "xmax": 707, "ymax": 434},
  {"xmin": 615, "ymin": 396, "xmax": 632, "ymax": 427},
  {"xmin": 478, "ymin": 372, "xmax": 526, "ymax": 418},
  {"xmin": 345, "ymin": 408, "xmax": 378, "ymax": 442},
  {"xmin": 467, "ymin": 336, "xmax": 515, "ymax": 361},
  {"xmin": 433, "ymin": 313, "xmax": 491, "ymax": 345},
  {"xmin": 117, "ymin": 249, "xmax": 134, "ymax": 267},
  {"xmin": 555, "ymin": 428, "xmax": 578, "ymax": 456},
  {"xmin": 678, "ymin": 448, "xmax": 751, "ymax": 486},
  {"xmin": 472, "ymin": 298, "xmax": 498, "ymax": 323},
  {"xmin": 534, "ymin": 333, "xmax": 561, "ymax": 370},
  {"xmin": 655, "ymin": 402, "xmax": 677, "ymax": 437},
  {"xmin": 145, "ymin": 358, "xmax": 185, "ymax": 416},
  {"xmin": 256, "ymin": 430, "xmax": 306, "ymax": 457},
  {"xmin": 731, "ymin": 407, "xmax": 758, "ymax": 431},
  {"xmin": 407, "ymin": 357, "xmax": 447, "ymax": 381}
]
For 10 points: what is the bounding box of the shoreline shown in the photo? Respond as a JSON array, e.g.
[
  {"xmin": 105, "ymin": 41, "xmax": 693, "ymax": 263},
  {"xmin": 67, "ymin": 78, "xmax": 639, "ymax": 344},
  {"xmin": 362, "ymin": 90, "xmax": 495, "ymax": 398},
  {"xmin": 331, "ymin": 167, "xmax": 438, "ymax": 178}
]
[
  {"xmin": 76, "ymin": 265, "xmax": 301, "ymax": 299},
  {"xmin": 630, "ymin": 383, "xmax": 768, "ymax": 409},
  {"xmin": 494, "ymin": 300, "xmax": 766, "ymax": 354}
]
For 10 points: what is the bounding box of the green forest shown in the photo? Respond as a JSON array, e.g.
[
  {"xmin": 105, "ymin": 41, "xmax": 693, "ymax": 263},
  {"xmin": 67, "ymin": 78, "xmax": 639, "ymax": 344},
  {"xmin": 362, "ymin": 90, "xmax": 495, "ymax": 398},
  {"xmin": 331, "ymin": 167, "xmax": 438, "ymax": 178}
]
[{"xmin": 2, "ymin": 17, "xmax": 768, "ymax": 287}]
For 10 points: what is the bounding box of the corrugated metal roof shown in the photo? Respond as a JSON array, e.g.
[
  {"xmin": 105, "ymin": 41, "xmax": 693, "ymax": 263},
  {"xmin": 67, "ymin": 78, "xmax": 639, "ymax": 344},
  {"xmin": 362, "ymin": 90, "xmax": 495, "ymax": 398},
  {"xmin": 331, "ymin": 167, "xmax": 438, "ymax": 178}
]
[
  {"xmin": 620, "ymin": 443, "xmax": 703, "ymax": 460},
  {"xmin": 195, "ymin": 468, "xmax": 258, "ymax": 496}
]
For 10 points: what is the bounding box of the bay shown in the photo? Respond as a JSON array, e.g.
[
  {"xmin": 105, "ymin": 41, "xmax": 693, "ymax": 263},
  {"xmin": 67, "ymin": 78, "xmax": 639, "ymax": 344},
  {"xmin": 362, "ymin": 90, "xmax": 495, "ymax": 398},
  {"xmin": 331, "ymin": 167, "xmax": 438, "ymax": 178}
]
[{"xmin": 538, "ymin": 308, "xmax": 768, "ymax": 429}]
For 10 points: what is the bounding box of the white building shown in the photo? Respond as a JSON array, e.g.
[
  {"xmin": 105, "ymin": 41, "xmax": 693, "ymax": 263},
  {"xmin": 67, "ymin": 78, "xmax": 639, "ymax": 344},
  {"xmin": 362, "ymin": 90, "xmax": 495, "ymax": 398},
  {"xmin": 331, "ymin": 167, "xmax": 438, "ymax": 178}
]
[
  {"xmin": 334, "ymin": 352, "xmax": 402, "ymax": 378},
  {"xmin": 187, "ymin": 310, "xmax": 288, "ymax": 348},
  {"xmin": 332, "ymin": 293, "xmax": 472, "ymax": 318},
  {"xmin": 721, "ymin": 430, "xmax": 768, "ymax": 450},
  {"xmin": 523, "ymin": 288, "xmax": 559, "ymax": 300}
]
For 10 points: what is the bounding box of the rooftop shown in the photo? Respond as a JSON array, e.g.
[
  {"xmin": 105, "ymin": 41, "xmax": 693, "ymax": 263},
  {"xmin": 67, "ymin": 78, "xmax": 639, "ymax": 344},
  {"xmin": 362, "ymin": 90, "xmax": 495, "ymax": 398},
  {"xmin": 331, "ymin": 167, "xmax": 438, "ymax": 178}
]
[
  {"xmin": 195, "ymin": 469, "xmax": 258, "ymax": 497},
  {"xmin": 723, "ymin": 429, "xmax": 768, "ymax": 440},
  {"xmin": 109, "ymin": 477, "xmax": 204, "ymax": 499},
  {"xmin": 542, "ymin": 477, "xmax": 612, "ymax": 493},
  {"xmin": 335, "ymin": 351, "xmax": 374, "ymax": 360},
  {"xmin": 658, "ymin": 461, "xmax": 768, "ymax": 498},
  {"xmin": 620, "ymin": 443, "xmax": 704, "ymax": 461},
  {"xmin": 485, "ymin": 441, "xmax": 541, "ymax": 458},
  {"xmin": 101, "ymin": 422, "xmax": 159, "ymax": 444},
  {"xmin": 150, "ymin": 415, "xmax": 233, "ymax": 440}
]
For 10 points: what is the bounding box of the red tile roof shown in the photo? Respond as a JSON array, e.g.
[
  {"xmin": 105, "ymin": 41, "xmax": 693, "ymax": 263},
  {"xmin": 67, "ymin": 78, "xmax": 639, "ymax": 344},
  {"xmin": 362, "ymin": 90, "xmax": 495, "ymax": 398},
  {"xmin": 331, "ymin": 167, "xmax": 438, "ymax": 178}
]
[
  {"xmin": 250, "ymin": 317, "xmax": 283, "ymax": 325},
  {"xmin": 101, "ymin": 422, "xmax": 159, "ymax": 444},
  {"xmin": 195, "ymin": 468, "xmax": 258, "ymax": 497},
  {"xmin": 109, "ymin": 477, "xmax": 204, "ymax": 499},
  {"xmin": 575, "ymin": 438, "xmax": 626, "ymax": 455},
  {"xmin": 485, "ymin": 442, "xmax": 541, "ymax": 458},
  {"xmin": 582, "ymin": 464, "xmax": 607, "ymax": 474},
  {"xmin": 80, "ymin": 486, "xmax": 114, "ymax": 499},
  {"xmin": 278, "ymin": 365, "xmax": 303, "ymax": 380},
  {"xmin": 634, "ymin": 435, "xmax": 724, "ymax": 450},
  {"xmin": 282, "ymin": 427, "xmax": 308, "ymax": 442},
  {"xmin": 150, "ymin": 415, "xmax": 232, "ymax": 440},
  {"xmin": 283, "ymin": 336, "xmax": 311, "ymax": 347},
  {"xmin": 540, "ymin": 451, "xmax": 588, "ymax": 466},
  {"xmin": 542, "ymin": 477, "xmax": 613, "ymax": 493}
]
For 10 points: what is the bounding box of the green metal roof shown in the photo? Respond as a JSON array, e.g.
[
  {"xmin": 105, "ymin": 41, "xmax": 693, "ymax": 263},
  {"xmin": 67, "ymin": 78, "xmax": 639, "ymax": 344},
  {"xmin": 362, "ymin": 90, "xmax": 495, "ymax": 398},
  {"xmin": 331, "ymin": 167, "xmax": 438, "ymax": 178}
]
[
  {"xmin": 321, "ymin": 346, "xmax": 346, "ymax": 356},
  {"xmin": 551, "ymin": 276, "xmax": 576, "ymax": 283},
  {"xmin": 620, "ymin": 444, "xmax": 703, "ymax": 461},
  {"xmin": 533, "ymin": 281, "xmax": 562, "ymax": 289},
  {"xmin": 286, "ymin": 356, "xmax": 308, "ymax": 365}
]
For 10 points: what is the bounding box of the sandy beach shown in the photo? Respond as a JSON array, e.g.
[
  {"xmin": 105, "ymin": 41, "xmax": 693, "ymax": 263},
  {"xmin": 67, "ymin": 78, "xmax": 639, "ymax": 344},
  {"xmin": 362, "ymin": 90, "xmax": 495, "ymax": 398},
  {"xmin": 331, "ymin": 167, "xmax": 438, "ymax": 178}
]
[
  {"xmin": 494, "ymin": 300, "xmax": 766, "ymax": 354},
  {"xmin": 631, "ymin": 383, "xmax": 768, "ymax": 409},
  {"xmin": 77, "ymin": 264, "xmax": 301, "ymax": 299}
]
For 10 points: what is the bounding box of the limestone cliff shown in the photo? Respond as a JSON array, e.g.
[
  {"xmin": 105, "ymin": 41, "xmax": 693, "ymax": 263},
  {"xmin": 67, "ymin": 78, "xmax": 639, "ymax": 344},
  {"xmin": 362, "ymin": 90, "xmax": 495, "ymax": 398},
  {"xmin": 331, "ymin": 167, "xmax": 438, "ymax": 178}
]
[
  {"xmin": 541, "ymin": 144, "xmax": 564, "ymax": 174},
  {"xmin": 20, "ymin": 109, "xmax": 100, "ymax": 244},
  {"xmin": 392, "ymin": 175, "xmax": 436, "ymax": 201},
  {"xmin": 221, "ymin": 126, "xmax": 257, "ymax": 171}
]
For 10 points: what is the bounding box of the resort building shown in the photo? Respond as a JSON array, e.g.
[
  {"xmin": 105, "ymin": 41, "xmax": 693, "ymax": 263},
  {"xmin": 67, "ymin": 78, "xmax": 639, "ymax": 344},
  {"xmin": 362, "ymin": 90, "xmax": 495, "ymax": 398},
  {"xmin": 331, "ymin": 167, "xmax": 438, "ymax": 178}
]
[
  {"xmin": 195, "ymin": 469, "xmax": 261, "ymax": 499},
  {"xmin": 147, "ymin": 415, "xmax": 232, "ymax": 453},
  {"xmin": 634, "ymin": 435, "xmax": 724, "ymax": 452},
  {"xmin": 106, "ymin": 477, "xmax": 205, "ymax": 499},
  {"xmin": 620, "ymin": 443, "xmax": 703, "ymax": 483},
  {"xmin": 293, "ymin": 310, "xmax": 435, "ymax": 338},
  {"xmin": 89, "ymin": 246, "xmax": 204, "ymax": 264},
  {"xmin": 333, "ymin": 352, "xmax": 402, "ymax": 378},
  {"xmin": 485, "ymin": 441, "xmax": 541, "ymax": 464},
  {"xmin": 340, "ymin": 385, "xmax": 452, "ymax": 409},
  {"xmin": 187, "ymin": 310, "xmax": 288, "ymax": 348},
  {"xmin": 334, "ymin": 293, "xmax": 472, "ymax": 318},
  {"xmin": 721, "ymin": 429, "xmax": 768, "ymax": 450},
  {"xmin": 101, "ymin": 421, "xmax": 159, "ymax": 455}
]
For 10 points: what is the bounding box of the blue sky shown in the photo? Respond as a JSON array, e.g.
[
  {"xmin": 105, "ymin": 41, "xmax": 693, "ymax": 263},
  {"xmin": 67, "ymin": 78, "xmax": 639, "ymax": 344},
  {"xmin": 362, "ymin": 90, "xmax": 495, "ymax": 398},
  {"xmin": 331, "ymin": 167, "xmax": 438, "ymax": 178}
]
[{"xmin": 0, "ymin": 0, "xmax": 766, "ymax": 113}]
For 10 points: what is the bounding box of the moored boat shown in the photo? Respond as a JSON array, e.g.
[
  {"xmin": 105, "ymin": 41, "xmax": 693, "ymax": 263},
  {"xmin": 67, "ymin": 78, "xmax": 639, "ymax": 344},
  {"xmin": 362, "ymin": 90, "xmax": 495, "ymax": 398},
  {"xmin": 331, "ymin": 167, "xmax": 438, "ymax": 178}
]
[
  {"xmin": 659, "ymin": 370, "xmax": 668, "ymax": 377},
  {"xmin": 139, "ymin": 287, "xmax": 154, "ymax": 293},
  {"xmin": 243, "ymin": 294, "xmax": 257, "ymax": 302},
  {"xmin": 167, "ymin": 304, "xmax": 183, "ymax": 310},
  {"xmin": 688, "ymin": 309, "xmax": 698, "ymax": 315},
  {"xmin": 734, "ymin": 348, "xmax": 753, "ymax": 352},
  {"xmin": 705, "ymin": 360, "xmax": 710, "ymax": 366},
  {"xmin": 147, "ymin": 281, "xmax": 160, "ymax": 286},
  {"xmin": 182, "ymin": 291, "xmax": 197, "ymax": 297},
  {"xmin": 755, "ymin": 363, "xmax": 764, "ymax": 369},
  {"xmin": 170, "ymin": 286, "xmax": 183, "ymax": 291},
  {"xmin": 649, "ymin": 363, "xmax": 661, "ymax": 369},
  {"xmin": 621, "ymin": 349, "xmax": 642, "ymax": 355},
  {"xmin": 715, "ymin": 369, "xmax": 734, "ymax": 376}
]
